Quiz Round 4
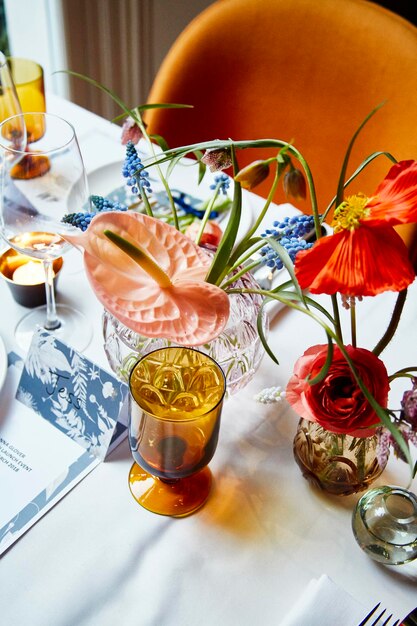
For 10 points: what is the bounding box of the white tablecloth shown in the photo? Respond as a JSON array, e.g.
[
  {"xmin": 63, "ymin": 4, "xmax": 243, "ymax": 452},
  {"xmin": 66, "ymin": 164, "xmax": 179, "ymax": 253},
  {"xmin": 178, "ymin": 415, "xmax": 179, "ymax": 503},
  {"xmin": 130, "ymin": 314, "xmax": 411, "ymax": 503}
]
[{"xmin": 0, "ymin": 94, "xmax": 416, "ymax": 626}]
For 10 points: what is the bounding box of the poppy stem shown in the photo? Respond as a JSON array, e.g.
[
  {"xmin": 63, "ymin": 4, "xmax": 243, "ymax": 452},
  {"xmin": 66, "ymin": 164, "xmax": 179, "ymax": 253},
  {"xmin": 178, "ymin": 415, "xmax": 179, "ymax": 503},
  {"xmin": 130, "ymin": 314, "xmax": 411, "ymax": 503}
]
[
  {"xmin": 373, "ymin": 289, "xmax": 408, "ymax": 356},
  {"xmin": 331, "ymin": 294, "xmax": 343, "ymax": 343},
  {"xmin": 350, "ymin": 301, "xmax": 357, "ymax": 348}
]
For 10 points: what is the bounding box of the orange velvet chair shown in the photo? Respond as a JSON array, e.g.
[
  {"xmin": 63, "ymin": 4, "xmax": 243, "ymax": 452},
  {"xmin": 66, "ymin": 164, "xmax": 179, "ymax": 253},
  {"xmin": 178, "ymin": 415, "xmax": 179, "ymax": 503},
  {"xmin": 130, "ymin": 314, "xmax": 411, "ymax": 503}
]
[{"xmin": 145, "ymin": 0, "xmax": 417, "ymax": 258}]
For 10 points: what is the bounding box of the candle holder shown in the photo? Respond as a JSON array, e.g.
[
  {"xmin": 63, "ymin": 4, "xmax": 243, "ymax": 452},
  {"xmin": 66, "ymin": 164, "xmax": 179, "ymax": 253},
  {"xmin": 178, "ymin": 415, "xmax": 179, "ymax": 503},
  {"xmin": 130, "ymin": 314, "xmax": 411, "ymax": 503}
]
[{"xmin": 0, "ymin": 247, "xmax": 63, "ymax": 308}]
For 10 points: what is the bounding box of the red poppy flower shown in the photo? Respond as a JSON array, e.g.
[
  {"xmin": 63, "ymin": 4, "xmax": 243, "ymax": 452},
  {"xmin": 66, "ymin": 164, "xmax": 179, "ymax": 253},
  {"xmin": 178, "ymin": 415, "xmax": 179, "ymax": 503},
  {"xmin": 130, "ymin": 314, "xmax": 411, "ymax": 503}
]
[
  {"xmin": 294, "ymin": 160, "xmax": 417, "ymax": 296},
  {"xmin": 286, "ymin": 344, "xmax": 389, "ymax": 436}
]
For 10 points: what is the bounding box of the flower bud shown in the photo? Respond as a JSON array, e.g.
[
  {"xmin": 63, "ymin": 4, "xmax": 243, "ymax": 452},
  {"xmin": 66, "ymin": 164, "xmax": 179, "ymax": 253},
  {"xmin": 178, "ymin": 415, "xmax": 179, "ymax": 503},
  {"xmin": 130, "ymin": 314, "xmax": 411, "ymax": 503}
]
[
  {"xmin": 283, "ymin": 168, "xmax": 307, "ymax": 200},
  {"xmin": 201, "ymin": 148, "xmax": 232, "ymax": 172},
  {"xmin": 234, "ymin": 160, "xmax": 270, "ymax": 190}
]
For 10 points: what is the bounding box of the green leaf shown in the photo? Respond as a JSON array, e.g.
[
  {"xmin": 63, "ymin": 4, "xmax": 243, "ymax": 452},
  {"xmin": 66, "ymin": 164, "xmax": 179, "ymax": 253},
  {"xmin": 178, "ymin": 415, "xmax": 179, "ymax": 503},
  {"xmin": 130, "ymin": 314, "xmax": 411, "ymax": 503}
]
[
  {"xmin": 165, "ymin": 152, "xmax": 188, "ymax": 179},
  {"xmin": 307, "ymin": 337, "xmax": 333, "ymax": 385},
  {"xmin": 257, "ymin": 303, "xmax": 280, "ymax": 364},
  {"xmin": 205, "ymin": 148, "xmax": 242, "ymax": 285},
  {"xmin": 149, "ymin": 134, "xmax": 170, "ymax": 152},
  {"xmin": 60, "ymin": 70, "xmax": 135, "ymax": 120},
  {"xmin": 322, "ymin": 149, "xmax": 397, "ymax": 221},
  {"xmin": 265, "ymin": 238, "xmax": 305, "ymax": 305},
  {"xmin": 138, "ymin": 102, "xmax": 194, "ymax": 111},
  {"xmin": 335, "ymin": 102, "xmax": 386, "ymax": 209}
]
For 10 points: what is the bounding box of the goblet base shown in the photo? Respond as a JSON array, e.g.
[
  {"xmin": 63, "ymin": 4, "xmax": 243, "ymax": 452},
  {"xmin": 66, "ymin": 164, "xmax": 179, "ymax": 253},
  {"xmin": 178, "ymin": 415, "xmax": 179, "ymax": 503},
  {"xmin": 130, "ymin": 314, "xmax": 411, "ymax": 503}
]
[
  {"xmin": 128, "ymin": 462, "xmax": 212, "ymax": 517},
  {"xmin": 15, "ymin": 304, "xmax": 93, "ymax": 352}
]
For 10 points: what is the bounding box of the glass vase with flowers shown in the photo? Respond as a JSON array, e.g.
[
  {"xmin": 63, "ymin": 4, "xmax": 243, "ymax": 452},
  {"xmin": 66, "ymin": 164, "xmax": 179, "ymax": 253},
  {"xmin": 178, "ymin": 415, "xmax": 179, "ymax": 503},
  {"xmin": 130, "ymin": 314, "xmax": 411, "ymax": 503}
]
[{"xmin": 61, "ymin": 74, "xmax": 417, "ymax": 493}]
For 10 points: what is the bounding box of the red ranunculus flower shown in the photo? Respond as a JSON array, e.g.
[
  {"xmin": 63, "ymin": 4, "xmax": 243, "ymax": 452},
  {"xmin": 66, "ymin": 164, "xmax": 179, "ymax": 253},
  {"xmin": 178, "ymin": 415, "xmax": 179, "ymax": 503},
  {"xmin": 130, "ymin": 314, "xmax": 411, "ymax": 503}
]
[
  {"xmin": 286, "ymin": 344, "xmax": 389, "ymax": 436},
  {"xmin": 294, "ymin": 160, "xmax": 417, "ymax": 296}
]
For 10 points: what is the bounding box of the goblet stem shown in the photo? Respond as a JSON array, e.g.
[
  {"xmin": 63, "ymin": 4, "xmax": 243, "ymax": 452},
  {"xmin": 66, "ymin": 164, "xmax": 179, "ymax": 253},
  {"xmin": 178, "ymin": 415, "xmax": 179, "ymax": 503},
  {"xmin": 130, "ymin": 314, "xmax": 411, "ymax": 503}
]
[{"xmin": 43, "ymin": 258, "xmax": 61, "ymax": 331}]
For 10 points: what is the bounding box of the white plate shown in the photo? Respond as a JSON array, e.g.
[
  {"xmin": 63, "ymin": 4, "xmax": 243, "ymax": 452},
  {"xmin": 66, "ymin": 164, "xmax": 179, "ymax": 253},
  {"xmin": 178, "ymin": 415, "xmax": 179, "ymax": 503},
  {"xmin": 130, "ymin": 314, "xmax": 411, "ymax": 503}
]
[
  {"xmin": 0, "ymin": 335, "xmax": 7, "ymax": 395},
  {"xmin": 87, "ymin": 159, "xmax": 255, "ymax": 241}
]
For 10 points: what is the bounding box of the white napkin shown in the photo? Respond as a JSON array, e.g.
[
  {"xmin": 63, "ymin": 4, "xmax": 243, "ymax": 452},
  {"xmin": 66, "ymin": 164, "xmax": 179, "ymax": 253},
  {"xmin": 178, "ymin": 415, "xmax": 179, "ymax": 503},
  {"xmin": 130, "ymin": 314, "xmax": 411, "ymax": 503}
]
[{"xmin": 279, "ymin": 575, "xmax": 367, "ymax": 626}]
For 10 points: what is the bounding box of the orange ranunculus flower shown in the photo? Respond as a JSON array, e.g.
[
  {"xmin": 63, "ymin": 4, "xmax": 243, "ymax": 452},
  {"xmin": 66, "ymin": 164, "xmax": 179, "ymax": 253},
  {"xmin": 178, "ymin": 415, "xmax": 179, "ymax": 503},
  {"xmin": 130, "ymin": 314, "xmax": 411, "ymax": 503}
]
[
  {"xmin": 286, "ymin": 344, "xmax": 389, "ymax": 437},
  {"xmin": 294, "ymin": 160, "xmax": 417, "ymax": 296}
]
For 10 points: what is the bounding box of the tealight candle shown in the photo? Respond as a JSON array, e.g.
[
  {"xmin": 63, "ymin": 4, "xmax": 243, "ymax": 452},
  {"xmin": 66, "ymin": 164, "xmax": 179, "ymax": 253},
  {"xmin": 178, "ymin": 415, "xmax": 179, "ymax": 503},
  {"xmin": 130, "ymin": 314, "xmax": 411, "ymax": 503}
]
[
  {"xmin": 12, "ymin": 260, "xmax": 47, "ymax": 285},
  {"xmin": 0, "ymin": 248, "xmax": 63, "ymax": 308}
]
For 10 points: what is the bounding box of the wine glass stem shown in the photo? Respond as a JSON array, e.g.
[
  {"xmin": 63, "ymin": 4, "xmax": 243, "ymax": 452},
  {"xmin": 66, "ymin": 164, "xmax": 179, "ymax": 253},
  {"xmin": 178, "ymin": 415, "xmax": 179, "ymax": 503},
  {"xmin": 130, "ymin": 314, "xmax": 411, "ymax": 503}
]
[{"xmin": 43, "ymin": 259, "xmax": 61, "ymax": 331}]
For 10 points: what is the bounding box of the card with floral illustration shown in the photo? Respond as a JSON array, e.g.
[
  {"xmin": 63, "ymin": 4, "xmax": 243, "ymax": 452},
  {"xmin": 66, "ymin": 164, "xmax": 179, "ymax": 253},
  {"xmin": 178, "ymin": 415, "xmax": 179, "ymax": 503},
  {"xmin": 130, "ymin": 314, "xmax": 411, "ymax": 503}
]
[{"xmin": 0, "ymin": 329, "xmax": 128, "ymax": 556}]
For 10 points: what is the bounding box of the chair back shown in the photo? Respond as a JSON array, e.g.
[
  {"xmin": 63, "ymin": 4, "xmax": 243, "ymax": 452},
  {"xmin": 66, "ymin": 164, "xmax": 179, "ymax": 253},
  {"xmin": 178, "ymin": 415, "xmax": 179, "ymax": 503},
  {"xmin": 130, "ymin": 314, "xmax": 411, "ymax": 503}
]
[{"xmin": 146, "ymin": 0, "xmax": 417, "ymax": 250}]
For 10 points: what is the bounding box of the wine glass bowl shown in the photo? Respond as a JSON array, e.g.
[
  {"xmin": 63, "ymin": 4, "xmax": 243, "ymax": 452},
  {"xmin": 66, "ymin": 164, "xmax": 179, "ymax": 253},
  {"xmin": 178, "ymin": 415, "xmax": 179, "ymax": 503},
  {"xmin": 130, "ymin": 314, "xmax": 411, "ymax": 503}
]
[
  {"xmin": 128, "ymin": 347, "xmax": 226, "ymax": 517},
  {"xmin": 0, "ymin": 112, "xmax": 92, "ymax": 351}
]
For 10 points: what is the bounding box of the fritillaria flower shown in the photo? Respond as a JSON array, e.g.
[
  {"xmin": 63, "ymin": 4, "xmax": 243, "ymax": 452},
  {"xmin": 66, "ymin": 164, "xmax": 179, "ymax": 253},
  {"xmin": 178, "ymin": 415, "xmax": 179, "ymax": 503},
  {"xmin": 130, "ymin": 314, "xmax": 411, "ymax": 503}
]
[
  {"xmin": 283, "ymin": 167, "xmax": 307, "ymax": 200},
  {"xmin": 121, "ymin": 116, "xmax": 144, "ymax": 145},
  {"xmin": 294, "ymin": 160, "xmax": 417, "ymax": 296},
  {"xmin": 64, "ymin": 212, "xmax": 230, "ymax": 346},
  {"xmin": 234, "ymin": 160, "xmax": 270, "ymax": 190},
  {"xmin": 401, "ymin": 377, "xmax": 417, "ymax": 428},
  {"xmin": 201, "ymin": 147, "xmax": 232, "ymax": 172}
]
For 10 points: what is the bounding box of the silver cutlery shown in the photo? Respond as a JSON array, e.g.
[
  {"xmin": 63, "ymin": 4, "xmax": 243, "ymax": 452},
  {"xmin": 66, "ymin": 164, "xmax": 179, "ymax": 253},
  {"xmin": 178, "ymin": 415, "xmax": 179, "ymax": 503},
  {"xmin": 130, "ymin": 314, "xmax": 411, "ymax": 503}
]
[{"xmin": 358, "ymin": 602, "xmax": 399, "ymax": 626}]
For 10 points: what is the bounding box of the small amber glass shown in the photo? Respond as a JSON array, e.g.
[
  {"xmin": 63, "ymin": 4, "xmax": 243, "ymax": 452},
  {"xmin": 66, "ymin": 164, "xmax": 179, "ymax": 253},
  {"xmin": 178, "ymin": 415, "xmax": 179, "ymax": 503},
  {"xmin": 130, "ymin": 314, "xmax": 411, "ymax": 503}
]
[
  {"xmin": 128, "ymin": 347, "xmax": 226, "ymax": 517},
  {"xmin": 5, "ymin": 58, "xmax": 49, "ymax": 179}
]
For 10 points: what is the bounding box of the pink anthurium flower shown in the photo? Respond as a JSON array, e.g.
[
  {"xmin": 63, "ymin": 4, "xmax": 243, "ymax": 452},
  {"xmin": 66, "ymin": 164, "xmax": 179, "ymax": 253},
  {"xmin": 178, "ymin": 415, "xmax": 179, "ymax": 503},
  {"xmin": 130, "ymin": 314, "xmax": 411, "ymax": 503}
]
[{"xmin": 64, "ymin": 212, "xmax": 230, "ymax": 346}]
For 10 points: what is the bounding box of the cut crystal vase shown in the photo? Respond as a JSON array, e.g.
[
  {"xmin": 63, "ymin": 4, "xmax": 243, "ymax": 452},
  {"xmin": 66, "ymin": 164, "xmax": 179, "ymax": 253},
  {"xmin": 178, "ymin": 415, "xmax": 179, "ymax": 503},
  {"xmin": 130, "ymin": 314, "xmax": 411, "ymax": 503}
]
[
  {"xmin": 293, "ymin": 418, "xmax": 388, "ymax": 496},
  {"xmin": 102, "ymin": 271, "xmax": 268, "ymax": 395}
]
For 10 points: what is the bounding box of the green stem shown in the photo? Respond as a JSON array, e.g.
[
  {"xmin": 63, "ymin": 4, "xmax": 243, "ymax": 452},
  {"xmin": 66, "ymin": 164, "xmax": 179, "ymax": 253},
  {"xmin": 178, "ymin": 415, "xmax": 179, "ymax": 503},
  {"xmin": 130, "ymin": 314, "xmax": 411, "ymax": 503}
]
[
  {"xmin": 373, "ymin": 289, "xmax": 408, "ymax": 356},
  {"xmin": 133, "ymin": 108, "xmax": 179, "ymax": 229},
  {"xmin": 195, "ymin": 184, "xmax": 220, "ymax": 245},
  {"xmin": 239, "ymin": 158, "xmax": 281, "ymax": 244},
  {"xmin": 221, "ymin": 259, "xmax": 261, "ymax": 288},
  {"xmin": 350, "ymin": 301, "xmax": 357, "ymax": 348},
  {"xmin": 331, "ymin": 294, "xmax": 343, "ymax": 343},
  {"xmin": 140, "ymin": 188, "xmax": 154, "ymax": 217}
]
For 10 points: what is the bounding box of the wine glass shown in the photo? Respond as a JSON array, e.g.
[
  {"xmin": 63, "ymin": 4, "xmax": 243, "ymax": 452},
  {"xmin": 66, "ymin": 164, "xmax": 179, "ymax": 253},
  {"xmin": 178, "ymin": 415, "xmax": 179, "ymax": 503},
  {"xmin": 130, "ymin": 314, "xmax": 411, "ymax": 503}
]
[
  {"xmin": 6, "ymin": 57, "xmax": 48, "ymax": 179},
  {"xmin": 0, "ymin": 111, "xmax": 92, "ymax": 352},
  {"xmin": 128, "ymin": 347, "xmax": 226, "ymax": 517}
]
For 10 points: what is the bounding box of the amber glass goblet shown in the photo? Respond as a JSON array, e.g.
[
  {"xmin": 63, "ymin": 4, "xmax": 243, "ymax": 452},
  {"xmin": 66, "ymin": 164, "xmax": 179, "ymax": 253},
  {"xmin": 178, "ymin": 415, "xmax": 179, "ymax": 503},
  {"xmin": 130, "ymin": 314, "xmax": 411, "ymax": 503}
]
[
  {"xmin": 6, "ymin": 57, "xmax": 48, "ymax": 179},
  {"xmin": 128, "ymin": 347, "xmax": 226, "ymax": 517}
]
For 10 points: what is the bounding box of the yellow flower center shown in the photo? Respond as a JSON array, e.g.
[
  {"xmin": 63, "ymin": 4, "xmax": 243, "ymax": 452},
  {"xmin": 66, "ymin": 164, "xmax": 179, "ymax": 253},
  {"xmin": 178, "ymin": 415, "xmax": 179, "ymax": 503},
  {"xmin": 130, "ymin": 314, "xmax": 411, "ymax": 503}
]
[{"xmin": 331, "ymin": 193, "xmax": 371, "ymax": 232}]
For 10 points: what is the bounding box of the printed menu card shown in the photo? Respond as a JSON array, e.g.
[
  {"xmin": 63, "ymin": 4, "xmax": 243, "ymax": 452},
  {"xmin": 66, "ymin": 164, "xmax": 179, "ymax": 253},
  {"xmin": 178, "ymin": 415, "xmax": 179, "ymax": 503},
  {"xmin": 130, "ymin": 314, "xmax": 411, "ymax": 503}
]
[{"xmin": 0, "ymin": 328, "xmax": 128, "ymax": 555}]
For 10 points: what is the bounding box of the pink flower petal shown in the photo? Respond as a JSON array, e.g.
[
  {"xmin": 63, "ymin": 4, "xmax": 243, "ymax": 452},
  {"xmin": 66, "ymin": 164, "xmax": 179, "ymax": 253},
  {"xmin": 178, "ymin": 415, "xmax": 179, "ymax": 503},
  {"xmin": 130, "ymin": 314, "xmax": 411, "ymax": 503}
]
[{"xmin": 64, "ymin": 211, "xmax": 230, "ymax": 345}]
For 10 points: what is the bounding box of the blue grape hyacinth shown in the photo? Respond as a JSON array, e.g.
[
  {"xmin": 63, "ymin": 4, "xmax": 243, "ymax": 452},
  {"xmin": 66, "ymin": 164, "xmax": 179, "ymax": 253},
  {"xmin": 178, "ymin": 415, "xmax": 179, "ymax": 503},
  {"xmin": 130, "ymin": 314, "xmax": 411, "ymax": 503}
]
[
  {"xmin": 62, "ymin": 196, "xmax": 128, "ymax": 231},
  {"xmin": 210, "ymin": 173, "xmax": 230, "ymax": 195},
  {"xmin": 259, "ymin": 214, "xmax": 316, "ymax": 270},
  {"xmin": 122, "ymin": 140, "xmax": 152, "ymax": 197}
]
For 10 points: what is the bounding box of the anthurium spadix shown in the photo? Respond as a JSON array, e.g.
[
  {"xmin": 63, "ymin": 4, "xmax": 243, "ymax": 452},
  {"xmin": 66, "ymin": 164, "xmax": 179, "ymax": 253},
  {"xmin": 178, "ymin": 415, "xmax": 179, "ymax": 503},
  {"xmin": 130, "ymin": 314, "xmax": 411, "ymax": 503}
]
[{"xmin": 64, "ymin": 212, "xmax": 230, "ymax": 346}]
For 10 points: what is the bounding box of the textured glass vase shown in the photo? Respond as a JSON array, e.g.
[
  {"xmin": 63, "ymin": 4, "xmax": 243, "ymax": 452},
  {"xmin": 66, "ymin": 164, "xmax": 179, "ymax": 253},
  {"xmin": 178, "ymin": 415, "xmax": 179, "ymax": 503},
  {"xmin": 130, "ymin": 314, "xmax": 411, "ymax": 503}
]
[
  {"xmin": 293, "ymin": 418, "xmax": 388, "ymax": 496},
  {"xmin": 102, "ymin": 271, "xmax": 268, "ymax": 395}
]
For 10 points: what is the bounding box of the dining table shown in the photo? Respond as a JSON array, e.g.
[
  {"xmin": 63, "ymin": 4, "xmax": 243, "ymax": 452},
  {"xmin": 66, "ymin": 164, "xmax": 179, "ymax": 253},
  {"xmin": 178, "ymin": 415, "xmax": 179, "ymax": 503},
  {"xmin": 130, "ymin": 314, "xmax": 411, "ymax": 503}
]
[{"xmin": 0, "ymin": 92, "xmax": 416, "ymax": 626}]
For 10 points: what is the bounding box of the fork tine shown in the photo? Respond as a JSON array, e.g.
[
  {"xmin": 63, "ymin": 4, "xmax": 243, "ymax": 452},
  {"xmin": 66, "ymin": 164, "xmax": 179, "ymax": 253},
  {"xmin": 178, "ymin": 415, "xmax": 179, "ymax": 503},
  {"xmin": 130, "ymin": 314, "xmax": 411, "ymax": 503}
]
[
  {"xmin": 371, "ymin": 608, "xmax": 388, "ymax": 625},
  {"xmin": 358, "ymin": 603, "xmax": 381, "ymax": 626},
  {"xmin": 380, "ymin": 614, "xmax": 393, "ymax": 625}
]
